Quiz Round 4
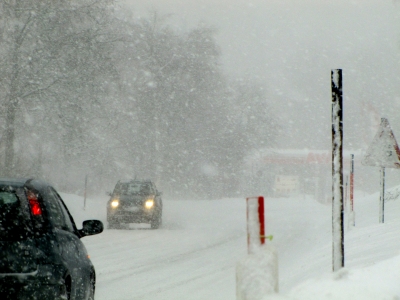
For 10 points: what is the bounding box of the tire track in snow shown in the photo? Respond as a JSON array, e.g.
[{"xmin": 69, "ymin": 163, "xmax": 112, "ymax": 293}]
[
  {"xmin": 129, "ymin": 264, "xmax": 234, "ymax": 300},
  {"xmin": 95, "ymin": 232, "xmax": 244, "ymax": 283},
  {"xmin": 95, "ymin": 233, "xmax": 244, "ymax": 300}
]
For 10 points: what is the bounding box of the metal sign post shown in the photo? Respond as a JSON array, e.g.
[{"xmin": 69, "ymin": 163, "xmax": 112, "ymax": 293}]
[{"xmin": 379, "ymin": 167, "xmax": 385, "ymax": 223}]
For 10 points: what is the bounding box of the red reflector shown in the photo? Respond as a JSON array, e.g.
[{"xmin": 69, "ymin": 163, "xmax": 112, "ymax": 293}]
[{"xmin": 27, "ymin": 191, "xmax": 42, "ymax": 216}]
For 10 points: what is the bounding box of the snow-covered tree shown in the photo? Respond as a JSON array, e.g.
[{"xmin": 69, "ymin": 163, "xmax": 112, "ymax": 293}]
[
  {"xmin": 0, "ymin": 0, "xmax": 118, "ymax": 177},
  {"xmin": 0, "ymin": 4, "xmax": 278, "ymax": 198}
]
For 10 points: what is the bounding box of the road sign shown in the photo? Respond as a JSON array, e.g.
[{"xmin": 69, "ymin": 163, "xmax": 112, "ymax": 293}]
[
  {"xmin": 362, "ymin": 118, "xmax": 400, "ymax": 224},
  {"xmin": 362, "ymin": 118, "xmax": 400, "ymax": 168},
  {"xmin": 274, "ymin": 175, "xmax": 299, "ymax": 197}
]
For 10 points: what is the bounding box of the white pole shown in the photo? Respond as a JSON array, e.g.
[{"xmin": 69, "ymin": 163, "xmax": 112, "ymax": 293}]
[{"xmin": 379, "ymin": 167, "xmax": 385, "ymax": 223}]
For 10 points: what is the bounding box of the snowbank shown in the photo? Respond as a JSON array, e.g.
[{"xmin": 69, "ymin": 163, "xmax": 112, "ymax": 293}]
[{"xmin": 268, "ymin": 255, "xmax": 400, "ymax": 299}]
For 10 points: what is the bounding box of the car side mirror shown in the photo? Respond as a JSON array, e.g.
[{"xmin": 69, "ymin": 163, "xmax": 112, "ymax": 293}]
[
  {"xmin": 106, "ymin": 191, "xmax": 112, "ymax": 197},
  {"xmin": 157, "ymin": 191, "xmax": 162, "ymax": 196},
  {"xmin": 79, "ymin": 220, "xmax": 103, "ymax": 238}
]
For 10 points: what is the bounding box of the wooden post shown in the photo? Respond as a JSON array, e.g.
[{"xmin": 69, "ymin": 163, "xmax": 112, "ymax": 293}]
[{"xmin": 331, "ymin": 69, "xmax": 344, "ymax": 271}]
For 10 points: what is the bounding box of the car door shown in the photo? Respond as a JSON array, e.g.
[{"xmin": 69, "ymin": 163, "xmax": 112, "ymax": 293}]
[
  {"xmin": 0, "ymin": 188, "xmax": 38, "ymax": 275},
  {"xmin": 46, "ymin": 187, "xmax": 92, "ymax": 299}
]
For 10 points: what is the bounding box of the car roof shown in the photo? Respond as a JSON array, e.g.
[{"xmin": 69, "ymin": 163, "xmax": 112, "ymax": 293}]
[
  {"xmin": 0, "ymin": 178, "xmax": 30, "ymax": 187},
  {"xmin": 0, "ymin": 178, "xmax": 48, "ymax": 190},
  {"xmin": 119, "ymin": 179, "xmax": 153, "ymax": 184}
]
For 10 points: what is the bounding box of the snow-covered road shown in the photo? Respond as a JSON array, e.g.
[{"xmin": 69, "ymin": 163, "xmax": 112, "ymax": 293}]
[
  {"xmin": 65, "ymin": 196, "xmax": 248, "ymax": 299},
  {"xmin": 62, "ymin": 190, "xmax": 400, "ymax": 299}
]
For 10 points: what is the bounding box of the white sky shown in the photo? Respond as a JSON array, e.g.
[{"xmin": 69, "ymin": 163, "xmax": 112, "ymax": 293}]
[
  {"xmin": 120, "ymin": 0, "xmax": 400, "ymax": 150},
  {"xmin": 121, "ymin": 0, "xmax": 400, "ymax": 75}
]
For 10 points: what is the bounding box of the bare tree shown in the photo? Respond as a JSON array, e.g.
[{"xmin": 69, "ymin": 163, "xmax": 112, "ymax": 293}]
[{"xmin": 0, "ymin": 0, "xmax": 118, "ymax": 176}]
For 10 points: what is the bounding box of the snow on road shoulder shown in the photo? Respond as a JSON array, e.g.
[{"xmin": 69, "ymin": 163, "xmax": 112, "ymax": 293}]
[
  {"xmin": 269, "ymin": 189, "xmax": 400, "ymax": 299},
  {"xmin": 268, "ymin": 255, "xmax": 400, "ymax": 300}
]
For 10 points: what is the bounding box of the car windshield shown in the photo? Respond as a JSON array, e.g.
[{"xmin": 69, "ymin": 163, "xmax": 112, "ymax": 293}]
[
  {"xmin": 116, "ymin": 182, "xmax": 152, "ymax": 195},
  {"xmin": 0, "ymin": 190, "xmax": 33, "ymax": 241}
]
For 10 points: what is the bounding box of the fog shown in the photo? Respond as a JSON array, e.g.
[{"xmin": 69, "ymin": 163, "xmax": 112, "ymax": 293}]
[
  {"xmin": 124, "ymin": 0, "xmax": 400, "ymax": 147},
  {"xmin": 123, "ymin": 0, "xmax": 400, "ymax": 197},
  {"xmin": 2, "ymin": 1, "xmax": 400, "ymax": 199}
]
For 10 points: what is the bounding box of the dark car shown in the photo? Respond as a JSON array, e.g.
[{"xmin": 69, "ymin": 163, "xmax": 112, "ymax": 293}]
[
  {"xmin": 0, "ymin": 178, "xmax": 103, "ymax": 300},
  {"xmin": 107, "ymin": 179, "xmax": 162, "ymax": 229}
]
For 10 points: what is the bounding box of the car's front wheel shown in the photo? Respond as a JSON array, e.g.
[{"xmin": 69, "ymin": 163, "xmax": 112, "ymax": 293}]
[
  {"xmin": 88, "ymin": 274, "xmax": 95, "ymax": 300},
  {"xmin": 107, "ymin": 219, "xmax": 120, "ymax": 229},
  {"xmin": 60, "ymin": 276, "xmax": 71, "ymax": 300},
  {"xmin": 150, "ymin": 213, "xmax": 162, "ymax": 229}
]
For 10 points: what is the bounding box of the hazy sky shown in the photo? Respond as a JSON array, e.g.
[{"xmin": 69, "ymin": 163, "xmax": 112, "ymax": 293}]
[
  {"xmin": 121, "ymin": 0, "xmax": 400, "ymax": 150},
  {"xmin": 122, "ymin": 0, "xmax": 400, "ymax": 75}
]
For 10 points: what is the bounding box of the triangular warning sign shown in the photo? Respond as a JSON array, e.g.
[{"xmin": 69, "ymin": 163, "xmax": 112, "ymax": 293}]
[{"xmin": 362, "ymin": 118, "xmax": 400, "ymax": 168}]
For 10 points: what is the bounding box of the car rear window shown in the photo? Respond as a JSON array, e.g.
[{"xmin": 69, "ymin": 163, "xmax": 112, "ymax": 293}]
[
  {"xmin": 0, "ymin": 190, "xmax": 33, "ymax": 241},
  {"xmin": 0, "ymin": 192, "xmax": 18, "ymax": 205}
]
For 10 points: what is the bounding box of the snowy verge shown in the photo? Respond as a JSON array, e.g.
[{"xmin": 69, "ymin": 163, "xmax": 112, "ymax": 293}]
[
  {"xmin": 267, "ymin": 254, "xmax": 400, "ymax": 300},
  {"xmin": 237, "ymin": 245, "xmax": 279, "ymax": 300}
]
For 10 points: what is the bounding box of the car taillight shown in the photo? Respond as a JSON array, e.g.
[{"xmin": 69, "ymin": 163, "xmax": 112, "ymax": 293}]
[{"xmin": 27, "ymin": 191, "xmax": 42, "ymax": 216}]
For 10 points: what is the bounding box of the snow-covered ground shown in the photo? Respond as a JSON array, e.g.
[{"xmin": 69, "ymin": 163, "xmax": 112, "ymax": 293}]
[{"xmin": 61, "ymin": 189, "xmax": 400, "ymax": 299}]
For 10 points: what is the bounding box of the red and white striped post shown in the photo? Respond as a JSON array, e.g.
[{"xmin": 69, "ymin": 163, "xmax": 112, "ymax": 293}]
[
  {"xmin": 237, "ymin": 196, "xmax": 278, "ymax": 299},
  {"xmin": 246, "ymin": 196, "xmax": 265, "ymax": 254}
]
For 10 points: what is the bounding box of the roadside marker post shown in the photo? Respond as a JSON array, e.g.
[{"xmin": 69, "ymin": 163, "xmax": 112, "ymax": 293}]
[
  {"xmin": 349, "ymin": 154, "xmax": 355, "ymax": 226},
  {"xmin": 236, "ymin": 196, "xmax": 278, "ymax": 300},
  {"xmin": 84, "ymin": 174, "xmax": 88, "ymax": 210},
  {"xmin": 344, "ymin": 175, "xmax": 349, "ymax": 228},
  {"xmin": 246, "ymin": 196, "xmax": 265, "ymax": 253}
]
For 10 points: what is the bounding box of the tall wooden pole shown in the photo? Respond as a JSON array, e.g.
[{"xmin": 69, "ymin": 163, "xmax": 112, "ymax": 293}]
[{"xmin": 331, "ymin": 69, "xmax": 344, "ymax": 271}]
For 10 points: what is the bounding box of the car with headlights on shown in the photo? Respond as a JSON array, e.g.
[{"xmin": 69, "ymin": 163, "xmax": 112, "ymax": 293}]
[
  {"xmin": 107, "ymin": 179, "xmax": 163, "ymax": 229},
  {"xmin": 0, "ymin": 178, "xmax": 103, "ymax": 300}
]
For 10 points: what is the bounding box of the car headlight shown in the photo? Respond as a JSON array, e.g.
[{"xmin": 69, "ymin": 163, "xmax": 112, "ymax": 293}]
[
  {"xmin": 111, "ymin": 199, "xmax": 119, "ymax": 208},
  {"xmin": 145, "ymin": 199, "xmax": 154, "ymax": 209}
]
